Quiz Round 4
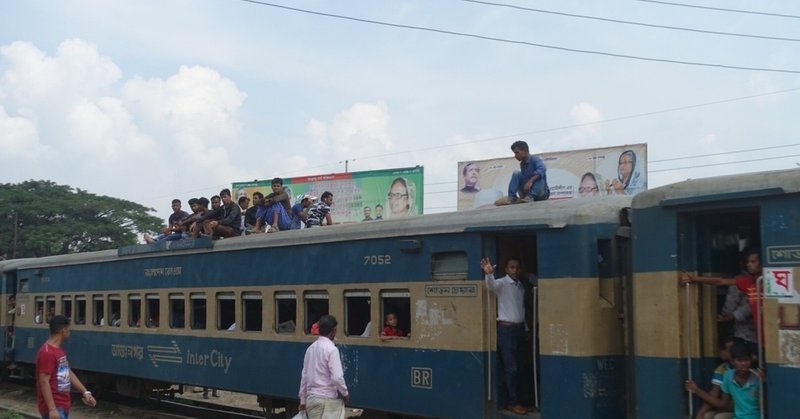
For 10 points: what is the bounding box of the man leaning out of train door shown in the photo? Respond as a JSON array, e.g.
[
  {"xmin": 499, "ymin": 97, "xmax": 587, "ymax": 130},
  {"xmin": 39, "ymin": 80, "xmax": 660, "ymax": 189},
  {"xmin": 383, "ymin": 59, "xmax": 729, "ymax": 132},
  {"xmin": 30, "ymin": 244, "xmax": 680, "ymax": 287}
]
[{"xmin": 481, "ymin": 256, "xmax": 530, "ymax": 415}]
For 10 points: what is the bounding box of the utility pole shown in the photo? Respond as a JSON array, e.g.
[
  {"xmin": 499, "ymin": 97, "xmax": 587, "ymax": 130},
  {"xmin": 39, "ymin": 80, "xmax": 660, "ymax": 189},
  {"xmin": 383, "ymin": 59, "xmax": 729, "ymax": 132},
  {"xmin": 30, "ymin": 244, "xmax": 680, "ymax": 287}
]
[{"xmin": 11, "ymin": 211, "xmax": 18, "ymax": 259}]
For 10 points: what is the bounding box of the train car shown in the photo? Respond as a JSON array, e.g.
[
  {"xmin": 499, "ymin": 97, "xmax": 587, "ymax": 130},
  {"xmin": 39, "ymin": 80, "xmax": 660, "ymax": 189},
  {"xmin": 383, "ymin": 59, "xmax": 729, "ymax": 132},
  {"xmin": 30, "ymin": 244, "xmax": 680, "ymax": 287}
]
[
  {"xmin": 630, "ymin": 168, "xmax": 800, "ymax": 419},
  {"xmin": 1, "ymin": 195, "xmax": 633, "ymax": 419}
]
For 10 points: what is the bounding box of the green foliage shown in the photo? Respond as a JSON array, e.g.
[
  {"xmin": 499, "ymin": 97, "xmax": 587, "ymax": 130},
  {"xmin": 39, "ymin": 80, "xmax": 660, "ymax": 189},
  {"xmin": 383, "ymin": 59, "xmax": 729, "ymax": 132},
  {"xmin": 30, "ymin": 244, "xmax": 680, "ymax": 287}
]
[
  {"xmin": 0, "ymin": 411, "xmax": 24, "ymax": 419},
  {"xmin": 0, "ymin": 180, "xmax": 163, "ymax": 258}
]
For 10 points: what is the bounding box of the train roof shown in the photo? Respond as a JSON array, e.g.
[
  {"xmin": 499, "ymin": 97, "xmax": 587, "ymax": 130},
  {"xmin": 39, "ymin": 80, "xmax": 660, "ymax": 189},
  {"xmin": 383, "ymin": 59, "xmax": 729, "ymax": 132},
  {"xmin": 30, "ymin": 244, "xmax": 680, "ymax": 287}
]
[
  {"xmin": 632, "ymin": 168, "xmax": 800, "ymax": 209},
  {"xmin": 1, "ymin": 195, "xmax": 631, "ymax": 272}
]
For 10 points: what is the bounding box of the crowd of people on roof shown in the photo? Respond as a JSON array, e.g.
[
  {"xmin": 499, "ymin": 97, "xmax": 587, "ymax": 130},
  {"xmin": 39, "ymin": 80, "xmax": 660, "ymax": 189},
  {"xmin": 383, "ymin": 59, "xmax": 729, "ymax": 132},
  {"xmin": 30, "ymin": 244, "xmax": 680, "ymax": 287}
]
[{"xmin": 143, "ymin": 177, "xmax": 334, "ymax": 244}]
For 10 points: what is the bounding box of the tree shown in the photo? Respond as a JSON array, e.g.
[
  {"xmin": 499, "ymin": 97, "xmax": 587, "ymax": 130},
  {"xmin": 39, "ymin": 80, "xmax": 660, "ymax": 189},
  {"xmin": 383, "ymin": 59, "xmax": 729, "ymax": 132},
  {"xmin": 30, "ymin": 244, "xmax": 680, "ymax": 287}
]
[{"xmin": 0, "ymin": 180, "xmax": 163, "ymax": 258}]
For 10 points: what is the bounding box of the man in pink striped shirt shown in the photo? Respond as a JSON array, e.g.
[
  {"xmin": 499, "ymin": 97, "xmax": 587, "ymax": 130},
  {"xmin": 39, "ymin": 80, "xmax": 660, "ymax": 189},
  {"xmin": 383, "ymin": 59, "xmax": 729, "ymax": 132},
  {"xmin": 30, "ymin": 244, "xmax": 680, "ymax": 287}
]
[{"xmin": 298, "ymin": 315, "xmax": 350, "ymax": 419}]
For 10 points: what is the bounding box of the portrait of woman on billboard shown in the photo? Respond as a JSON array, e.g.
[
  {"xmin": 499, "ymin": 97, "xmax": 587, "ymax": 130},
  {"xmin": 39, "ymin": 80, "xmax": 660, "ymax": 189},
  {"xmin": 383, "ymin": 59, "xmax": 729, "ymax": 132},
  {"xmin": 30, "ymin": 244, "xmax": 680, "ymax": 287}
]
[
  {"xmin": 386, "ymin": 177, "xmax": 416, "ymax": 218},
  {"xmin": 605, "ymin": 150, "xmax": 644, "ymax": 195}
]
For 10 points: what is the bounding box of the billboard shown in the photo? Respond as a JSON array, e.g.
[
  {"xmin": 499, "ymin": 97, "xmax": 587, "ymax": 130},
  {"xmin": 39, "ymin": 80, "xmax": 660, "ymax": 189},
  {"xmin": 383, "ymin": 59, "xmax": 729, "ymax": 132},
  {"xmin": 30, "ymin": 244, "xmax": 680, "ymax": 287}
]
[
  {"xmin": 233, "ymin": 166, "xmax": 424, "ymax": 223},
  {"xmin": 457, "ymin": 143, "xmax": 647, "ymax": 210}
]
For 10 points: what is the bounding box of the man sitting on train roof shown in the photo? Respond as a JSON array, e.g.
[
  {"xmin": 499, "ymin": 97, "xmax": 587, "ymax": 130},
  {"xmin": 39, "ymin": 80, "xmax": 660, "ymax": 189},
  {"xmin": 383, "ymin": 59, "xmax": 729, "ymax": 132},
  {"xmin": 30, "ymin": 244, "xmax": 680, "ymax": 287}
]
[
  {"xmin": 143, "ymin": 199, "xmax": 190, "ymax": 244},
  {"xmin": 306, "ymin": 191, "xmax": 334, "ymax": 228},
  {"xmin": 496, "ymin": 140, "xmax": 550, "ymax": 205},
  {"xmin": 184, "ymin": 197, "xmax": 209, "ymax": 239},
  {"xmin": 190, "ymin": 195, "xmax": 221, "ymax": 238},
  {"xmin": 290, "ymin": 193, "xmax": 315, "ymax": 230},
  {"xmin": 201, "ymin": 189, "xmax": 242, "ymax": 238},
  {"xmin": 244, "ymin": 191, "xmax": 263, "ymax": 233},
  {"xmin": 254, "ymin": 177, "xmax": 292, "ymax": 233}
]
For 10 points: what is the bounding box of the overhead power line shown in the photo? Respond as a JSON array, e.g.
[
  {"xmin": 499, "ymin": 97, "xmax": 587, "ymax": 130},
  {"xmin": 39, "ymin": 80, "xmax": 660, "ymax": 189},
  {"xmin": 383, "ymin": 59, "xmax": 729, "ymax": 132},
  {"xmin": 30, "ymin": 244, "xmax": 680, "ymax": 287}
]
[
  {"xmin": 461, "ymin": 0, "xmax": 800, "ymax": 42},
  {"xmin": 650, "ymin": 152, "xmax": 800, "ymax": 173},
  {"xmin": 237, "ymin": 0, "xmax": 800, "ymax": 74},
  {"xmin": 635, "ymin": 0, "xmax": 800, "ymax": 19},
  {"xmin": 650, "ymin": 143, "xmax": 800, "ymax": 163}
]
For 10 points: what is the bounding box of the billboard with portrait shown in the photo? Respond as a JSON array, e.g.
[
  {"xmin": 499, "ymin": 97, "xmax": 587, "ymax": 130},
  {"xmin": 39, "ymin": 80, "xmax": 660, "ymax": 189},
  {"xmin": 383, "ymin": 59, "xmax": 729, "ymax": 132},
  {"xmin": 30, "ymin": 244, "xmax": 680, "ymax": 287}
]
[
  {"xmin": 457, "ymin": 143, "xmax": 647, "ymax": 210},
  {"xmin": 233, "ymin": 166, "xmax": 424, "ymax": 223}
]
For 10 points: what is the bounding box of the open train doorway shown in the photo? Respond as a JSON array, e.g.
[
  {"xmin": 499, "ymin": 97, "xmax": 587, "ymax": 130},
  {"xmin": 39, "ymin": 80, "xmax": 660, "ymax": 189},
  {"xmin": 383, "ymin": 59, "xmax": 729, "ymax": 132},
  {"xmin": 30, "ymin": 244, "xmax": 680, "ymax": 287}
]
[
  {"xmin": 489, "ymin": 234, "xmax": 540, "ymax": 415},
  {"xmin": 677, "ymin": 208, "xmax": 761, "ymax": 411}
]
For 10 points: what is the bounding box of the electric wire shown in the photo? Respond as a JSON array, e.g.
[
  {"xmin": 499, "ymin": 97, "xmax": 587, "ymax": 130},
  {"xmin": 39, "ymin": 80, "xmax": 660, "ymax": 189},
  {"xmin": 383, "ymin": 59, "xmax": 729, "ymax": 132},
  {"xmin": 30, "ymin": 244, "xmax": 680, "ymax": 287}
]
[
  {"xmin": 461, "ymin": 0, "xmax": 800, "ymax": 42},
  {"xmin": 236, "ymin": 0, "xmax": 800, "ymax": 74},
  {"xmin": 635, "ymin": 0, "xmax": 800, "ymax": 20},
  {"xmin": 649, "ymin": 152, "xmax": 800, "ymax": 173}
]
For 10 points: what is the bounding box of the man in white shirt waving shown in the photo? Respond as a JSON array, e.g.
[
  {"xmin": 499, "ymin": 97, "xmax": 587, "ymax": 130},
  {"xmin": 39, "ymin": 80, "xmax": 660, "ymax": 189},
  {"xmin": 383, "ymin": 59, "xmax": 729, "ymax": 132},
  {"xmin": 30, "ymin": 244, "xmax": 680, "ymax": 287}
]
[
  {"xmin": 298, "ymin": 315, "xmax": 349, "ymax": 419},
  {"xmin": 481, "ymin": 256, "xmax": 527, "ymax": 416}
]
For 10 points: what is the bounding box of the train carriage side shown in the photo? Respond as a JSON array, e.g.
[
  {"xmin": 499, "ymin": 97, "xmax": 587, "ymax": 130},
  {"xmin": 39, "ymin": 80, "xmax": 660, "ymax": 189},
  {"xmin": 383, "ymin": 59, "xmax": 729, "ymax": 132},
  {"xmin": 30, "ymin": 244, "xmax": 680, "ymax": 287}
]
[
  {"xmin": 5, "ymin": 196, "xmax": 633, "ymax": 419},
  {"xmin": 630, "ymin": 168, "xmax": 800, "ymax": 419}
]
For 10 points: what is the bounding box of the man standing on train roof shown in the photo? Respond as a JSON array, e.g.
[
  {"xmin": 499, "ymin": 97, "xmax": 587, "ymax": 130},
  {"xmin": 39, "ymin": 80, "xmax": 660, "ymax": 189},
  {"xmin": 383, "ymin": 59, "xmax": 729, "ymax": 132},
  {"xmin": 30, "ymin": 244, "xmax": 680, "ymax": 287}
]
[
  {"xmin": 36, "ymin": 315, "xmax": 96, "ymax": 419},
  {"xmin": 481, "ymin": 256, "xmax": 529, "ymax": 416},
  {"xmin": 298, "ymin": 315, "xmax": 349, "ymax": 419},
  {"xmin": 497, "ymin": 140, "xmax": 549, "ymax": 205}
]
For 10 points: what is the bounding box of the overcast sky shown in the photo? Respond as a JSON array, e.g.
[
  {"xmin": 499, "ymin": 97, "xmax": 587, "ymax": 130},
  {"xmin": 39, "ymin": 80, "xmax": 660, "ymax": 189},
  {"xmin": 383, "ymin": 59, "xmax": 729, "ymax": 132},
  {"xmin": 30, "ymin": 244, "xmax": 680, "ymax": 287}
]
[{"xmin": 2, "ymin": 0, "xmax": 799, "ymax": 221}]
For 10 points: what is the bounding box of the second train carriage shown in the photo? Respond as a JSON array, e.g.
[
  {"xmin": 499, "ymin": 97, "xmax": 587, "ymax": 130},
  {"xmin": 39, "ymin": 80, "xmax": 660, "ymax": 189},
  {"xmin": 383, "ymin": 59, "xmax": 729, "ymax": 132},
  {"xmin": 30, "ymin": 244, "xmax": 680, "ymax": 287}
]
[
  {"xmin": 1, "ymin": 195, "xmax": 633, "ymax": 418},
  {"xmin": 630, "ymin": 168, "xmax": 800, "ymax": 419}
]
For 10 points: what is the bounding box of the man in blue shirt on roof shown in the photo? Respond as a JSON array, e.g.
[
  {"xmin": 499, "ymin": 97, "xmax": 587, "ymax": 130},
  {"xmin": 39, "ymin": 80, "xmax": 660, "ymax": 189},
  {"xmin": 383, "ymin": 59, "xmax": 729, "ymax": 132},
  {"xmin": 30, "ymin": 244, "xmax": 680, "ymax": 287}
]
[{"xmin": 501, "ymin": 140, "xmax": 549, "ymax": 204}]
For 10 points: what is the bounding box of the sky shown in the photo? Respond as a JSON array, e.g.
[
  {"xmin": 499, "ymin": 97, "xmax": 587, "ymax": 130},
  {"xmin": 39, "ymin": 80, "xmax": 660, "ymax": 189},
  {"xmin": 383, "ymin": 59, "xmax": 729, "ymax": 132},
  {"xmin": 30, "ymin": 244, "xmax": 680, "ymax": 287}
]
[{"xmin": 2, "ymin": 0, "xmax": 799, "ymax": 222}]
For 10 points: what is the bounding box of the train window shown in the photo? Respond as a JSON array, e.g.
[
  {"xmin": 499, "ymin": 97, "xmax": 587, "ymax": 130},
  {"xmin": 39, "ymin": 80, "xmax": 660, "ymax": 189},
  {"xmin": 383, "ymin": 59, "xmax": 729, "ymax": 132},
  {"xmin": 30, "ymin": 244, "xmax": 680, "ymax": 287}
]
[
  {"xmin": 34, "ymin": 297, "xmax": 44, "ymax": 324},
  {"xmin": 145, "ymin": 294, "xmax": 160, "ymax": 328},
  {"xmin": 432, "ymin": 252, "xmax": 469, "ymax": 281},
  {"xmin": 169, "ymin": 293, "xmax": 185, "ymax": 329},
  {"xmin": 304, "ymin": 291, "xmax": 329, "ymax": 334},
  {"xmin": 108, "ymin": 294, "xmax": 121, "ymax": 327},
  {"xmin": 380, "ymin": 289, "xmax": 411, "ymax": 337},
  {"xmin": 344, "ymin": 290, "xmax": 371, "ymax": 337},
  {"xmin": 191, "ymin": 293, "xmax": 207, "ymax": 330},
  {"xmin": 217, "ymin": 292, "xmax": 236, "ymax": 331},
  {"xmin": 275, "ymin": 291, "xmax": 296, "ymax": 334},
  {"xmin": 128, "ymin": 294, "xmax": 141, "ymax": 327},
  {"xmin": 61, "ymin": 296, "xmax": 73, "ymax": 320},
  {"xmin": 75, "ymin": 295, "xmax": 86, "ymax": 325},
  {"xmin": 19, "ymin": 279, "xmax": 29, "ymax": 294},
  {"xmin": 242, "ymin": 292, "xmax": 262, "ymax": 332},
  {"xmin": 46, "ymin": 296, "xmax": 56, "ymax": 323},
  {"xmin": 92, "ymin": 295, "xmax": 105, "ymax": 326}
]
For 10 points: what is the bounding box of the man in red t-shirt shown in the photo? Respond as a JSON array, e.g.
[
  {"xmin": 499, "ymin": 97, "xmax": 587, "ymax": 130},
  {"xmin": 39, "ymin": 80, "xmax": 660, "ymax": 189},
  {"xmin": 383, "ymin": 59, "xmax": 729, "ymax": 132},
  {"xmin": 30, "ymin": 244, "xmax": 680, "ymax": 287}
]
[
  {"xmin": 36, "ymin": 315, "xmax": 96, "ymax": 418},
  {"xmin": 680, "ymin": 250, "xmax": 763, "ymax": 353}
]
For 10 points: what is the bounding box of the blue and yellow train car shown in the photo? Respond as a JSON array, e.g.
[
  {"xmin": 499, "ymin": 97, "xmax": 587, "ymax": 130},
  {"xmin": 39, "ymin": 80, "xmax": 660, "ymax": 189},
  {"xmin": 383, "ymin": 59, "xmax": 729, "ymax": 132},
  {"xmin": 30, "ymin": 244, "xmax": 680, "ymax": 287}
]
[
  {"xmin": 1, "ymin": 195, "xmax": 633, "ymax": 419},
  {"xmin": 630, "ymin": 168, "xmax": 800, "ymax": 419}
]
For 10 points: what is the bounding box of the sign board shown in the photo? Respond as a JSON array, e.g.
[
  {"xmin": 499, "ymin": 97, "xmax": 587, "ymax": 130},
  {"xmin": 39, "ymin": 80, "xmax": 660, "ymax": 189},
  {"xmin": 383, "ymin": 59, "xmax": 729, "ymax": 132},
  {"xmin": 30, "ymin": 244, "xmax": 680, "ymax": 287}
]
[
  {"xmin": 764, "ymin": 267, "xmax": 794, "ymax": 298},
  {"xmin": 457, "ymin": 144, "xmax": 647, "ymax": 210},
  {"xmin": 233, "ymin": 166, "xmax": 424, "ymax": 224}
]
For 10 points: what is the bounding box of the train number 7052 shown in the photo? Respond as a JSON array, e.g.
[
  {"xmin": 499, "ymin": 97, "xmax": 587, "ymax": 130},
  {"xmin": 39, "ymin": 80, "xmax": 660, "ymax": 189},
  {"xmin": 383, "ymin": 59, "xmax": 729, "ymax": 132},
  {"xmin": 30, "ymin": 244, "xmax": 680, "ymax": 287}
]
[{"xmin": 364, "ymin": 255, "xmax": 392, "ymax": 265}]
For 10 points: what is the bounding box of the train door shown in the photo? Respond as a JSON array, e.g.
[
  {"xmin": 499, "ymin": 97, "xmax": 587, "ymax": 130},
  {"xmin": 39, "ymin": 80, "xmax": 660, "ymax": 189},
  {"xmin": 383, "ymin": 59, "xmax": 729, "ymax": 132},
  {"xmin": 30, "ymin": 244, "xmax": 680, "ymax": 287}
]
[
  {"xmin": 677, "ymin": 208, "xmax": 760, "ymax": 414},
  {"xmin": 491, "ymin": 234, "xmax": 540, "ymax": 414}
]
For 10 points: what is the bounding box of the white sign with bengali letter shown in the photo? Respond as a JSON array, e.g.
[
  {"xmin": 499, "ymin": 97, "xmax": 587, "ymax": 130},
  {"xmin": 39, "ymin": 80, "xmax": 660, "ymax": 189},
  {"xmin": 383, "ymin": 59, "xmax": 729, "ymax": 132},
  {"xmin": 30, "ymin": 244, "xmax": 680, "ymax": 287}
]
[{"xmin": 764, "ymin": 267, "xmax": 794, "ymax": 298}]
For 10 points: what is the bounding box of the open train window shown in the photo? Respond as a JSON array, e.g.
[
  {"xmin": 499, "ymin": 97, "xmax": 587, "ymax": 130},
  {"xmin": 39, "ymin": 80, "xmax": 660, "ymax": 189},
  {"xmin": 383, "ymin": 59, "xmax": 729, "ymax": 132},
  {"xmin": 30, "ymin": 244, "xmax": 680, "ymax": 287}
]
[
  {"xmin": 108, "ymin": 294, "xmax": 121, "ymax": 327},
  {"xmin": 381, "ymin": 289, "xmax": 411, "ymax": 337},
  {"xmin": 191, "ymin": 293, "xmax": 207, "ymax": 330},
  {"xmin": 128, "ymin": 294, "xmax": 141, "ymax": 327},
  {"xmin": 75, "ymin": 296, "xmax": 86, "ymax": 325},
  {"xmin": 46, "ymin": 296, "xmax": 56, "ymax": 323},
  {"xmin": 304, "ymin": 291, "xmax": 329, "ymax": 334},
  {"xmin": 145, "ymin": 294, "xmax": 160, "ymax": 328},
  {"xmin": 217, "ymin": 292, "xmax": 235, "ymax": 331},
  {"xmin": 92, "ymin": 295, "xmax": 105, "ymax": 326},
  {"xmin": 432, "ymin": 251, "xmax": 468, "ymax": 281},
  {"xmin": 34, "ymin": 297, "xmax": 44, "ymax": 324},
  {"xmin": 169, "ymin": 293, "xmax": 185, "ymax": 329},
  {"xmin": 344, "ymin": 290, "xmax": 371, "ymax": 337},
  {"xmin": 242, "ymin": 292, "xmax": 262, "ymax": 332},
  {"xmin": 275, "ymin": 291, "xmax": 296, "ymax": 334},
  {"xmin": 61, "ymin": 296, "xmax": 73, "ymax": 320}
]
